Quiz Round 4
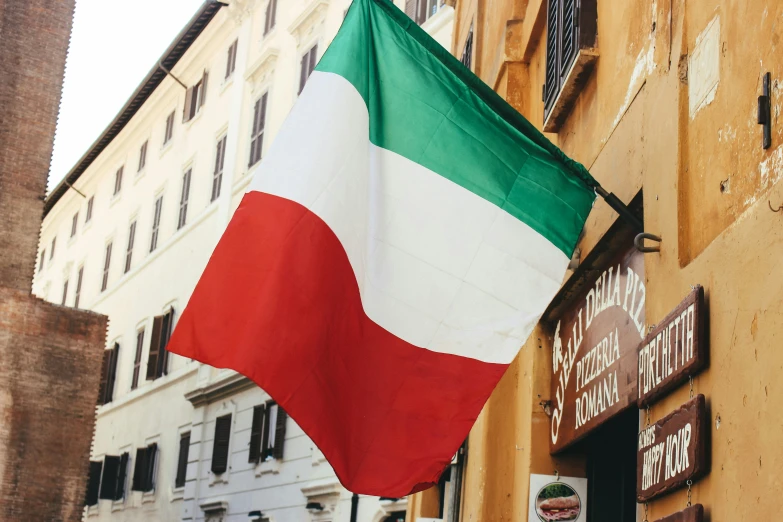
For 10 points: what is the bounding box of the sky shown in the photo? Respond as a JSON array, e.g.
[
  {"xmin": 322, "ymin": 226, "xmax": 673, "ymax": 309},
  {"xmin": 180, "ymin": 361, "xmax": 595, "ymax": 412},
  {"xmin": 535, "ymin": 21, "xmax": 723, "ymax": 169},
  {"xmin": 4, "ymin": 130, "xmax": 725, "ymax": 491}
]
[{"xmin": 48, "ymin": 0, "xmax": 205, "ymax": 191}]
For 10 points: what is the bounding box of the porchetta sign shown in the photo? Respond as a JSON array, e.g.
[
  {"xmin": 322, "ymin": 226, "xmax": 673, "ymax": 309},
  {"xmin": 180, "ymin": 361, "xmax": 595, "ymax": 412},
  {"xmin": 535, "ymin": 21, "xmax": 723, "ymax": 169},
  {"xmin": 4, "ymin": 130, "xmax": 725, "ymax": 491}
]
[{"xmin": 550, "ymin": 248, "xmax": 646, "ymax": 454}]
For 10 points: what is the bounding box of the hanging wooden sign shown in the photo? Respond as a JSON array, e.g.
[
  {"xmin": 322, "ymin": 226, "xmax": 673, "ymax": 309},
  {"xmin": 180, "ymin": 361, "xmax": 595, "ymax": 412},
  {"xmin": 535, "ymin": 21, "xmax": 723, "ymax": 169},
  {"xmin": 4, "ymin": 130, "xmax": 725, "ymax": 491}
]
[
  {"xmin": 637, "ymin": 286, "xmax": 706, "ymax": 407},
  {"xmin": 653, "ymin": 504, "xmax": 704, "ymax": 522},
  {"xmin": 637, "ymin": 395, "xmax": 708, "ymax": 502},
  {"xmin": 549, "ymin": 247, "xmax": 645, "ymax": 454}
]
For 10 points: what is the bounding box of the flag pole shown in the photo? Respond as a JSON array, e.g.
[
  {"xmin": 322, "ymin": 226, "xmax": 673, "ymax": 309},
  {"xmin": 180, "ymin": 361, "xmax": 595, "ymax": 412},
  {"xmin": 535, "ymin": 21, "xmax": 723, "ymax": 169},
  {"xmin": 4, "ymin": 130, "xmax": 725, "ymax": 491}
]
[{"xmin": 593, "ymin": 185, "xmax": 644, "ymax": 232}]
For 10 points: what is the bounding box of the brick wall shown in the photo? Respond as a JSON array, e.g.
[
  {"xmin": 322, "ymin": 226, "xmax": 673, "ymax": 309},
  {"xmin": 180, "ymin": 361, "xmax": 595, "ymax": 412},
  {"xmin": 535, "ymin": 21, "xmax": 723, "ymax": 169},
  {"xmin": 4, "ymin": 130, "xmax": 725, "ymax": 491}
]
[
  {"xmin": 0, "ymin": 2, "xmax": 109, "ymax": 521},
  {"xmin": 0, "ymin": 289, "xmax": 107, "ymax": 521},
  {"xmin": 0, "ymin": 0, "xmax": 74, "ymax": 292}
]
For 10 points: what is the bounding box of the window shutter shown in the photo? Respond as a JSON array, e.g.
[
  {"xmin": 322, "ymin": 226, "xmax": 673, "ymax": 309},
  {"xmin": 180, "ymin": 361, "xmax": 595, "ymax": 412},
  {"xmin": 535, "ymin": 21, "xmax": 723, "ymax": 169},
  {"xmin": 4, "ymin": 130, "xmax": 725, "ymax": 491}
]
[
  {"xmin": 144, "ymin": 443, "xmax": 157, "ymax": 492},
  {"xmin": 146, "ymin": 315, "xmax": 163, "ymax": 380},
  {"xmin": 157, "ymin": 308, "xmax": 174, "ymax": 377},
  {"xmin": 299, "ymin": 52, "xmax": 309, "ymax": 94},
  {"xmin": 560, "ymin": 0, "xmax": 577, "ymax": 78},
  {"xmin": 211, "ymin": 414, "xmax": 232, "ymax": 474},
  {"xmin": 85, "ymin": 460, "xmax": 103, "ymax": 506},
  {"xmin": 272, "ymin": 407, "xmax": 287, "ymax": 460},
  {"xmin": 183, "ymin": 87, "xmax": 194, "ymax": 122},
  {"xmin": 543, "ymin": 0, "xmax": 561, "ymax": 115},
  {"xmin": 99, "ymin": 455, "xmax": 120, "ymax": 500},
  {"xmin": 308, "ymin": 45, "xmax": 318, "ymax": 75},
  {"xmin": 261, "ymin": 403, "xmax": 273, "ymax": 460},
  {"xmin": 200, "ymin": 71, "xmax": 209, "ymax": 107},
  {"xmin": 115, "ymin": 452, "xmax": 129, "ymax": 500},
  {"xmin": 248, "ymin": 404, "xmax": 265, "ymax": 463},
  {"xmin": 104, "ymin": 343, "xmax": 119, "ymax": 403},
  {"xmin": 98, "ymin": 349, "xmax": 111, "ymax": 405},
  {"xmin": 175, "ymin": 432, "xmax": 190, "ymax": 488},
  {"xmin": 131, "ymin": 447, "xmax": 147, "ymax": 491},
  {"xmin": 132, "ymin": 328, "xmax": 144, "ymax": 389},
  {"xmin": 404, "ymin": 0, "xmax": 416, "ymax": 18},
  {"xmin": 416, "ymin": 0, "xmax": 427, "ymax": 24}
]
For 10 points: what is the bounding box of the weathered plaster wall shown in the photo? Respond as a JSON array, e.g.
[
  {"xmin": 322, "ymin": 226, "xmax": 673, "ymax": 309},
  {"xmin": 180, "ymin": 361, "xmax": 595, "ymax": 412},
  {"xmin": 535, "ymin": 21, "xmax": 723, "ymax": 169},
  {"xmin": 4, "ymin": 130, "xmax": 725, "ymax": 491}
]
[{"xmin": 412, "ymin": 0, "xmax": 783, "ymax": 521}]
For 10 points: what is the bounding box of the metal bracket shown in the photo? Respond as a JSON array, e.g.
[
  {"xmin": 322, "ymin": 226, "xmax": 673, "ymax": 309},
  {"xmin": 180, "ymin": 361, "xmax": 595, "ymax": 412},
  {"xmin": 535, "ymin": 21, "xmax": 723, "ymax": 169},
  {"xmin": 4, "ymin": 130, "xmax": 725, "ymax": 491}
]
[
  {"xmin": 758, "ymin": 72, "xmax": 772, "ymax": 149},
  {"xmin": 634, "ymin": 232, "xmax": 662, "ymax": 253}
]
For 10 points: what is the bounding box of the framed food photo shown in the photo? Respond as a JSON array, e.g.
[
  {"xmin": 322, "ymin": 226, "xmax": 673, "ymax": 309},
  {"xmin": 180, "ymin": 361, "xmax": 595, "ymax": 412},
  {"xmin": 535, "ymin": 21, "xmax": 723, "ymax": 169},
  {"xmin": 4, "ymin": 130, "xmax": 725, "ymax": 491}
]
[{"xmin": 528, "ymin": 474, "xmax": 587, "ymax": 522}]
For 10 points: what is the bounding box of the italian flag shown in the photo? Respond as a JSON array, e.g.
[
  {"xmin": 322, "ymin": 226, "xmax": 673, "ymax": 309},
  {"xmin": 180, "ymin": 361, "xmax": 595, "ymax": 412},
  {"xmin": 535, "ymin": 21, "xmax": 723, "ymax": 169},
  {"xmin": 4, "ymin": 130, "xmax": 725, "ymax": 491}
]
[{"xmin": 168, "ymin": 0, "xmax": 596, "ymax": 496}]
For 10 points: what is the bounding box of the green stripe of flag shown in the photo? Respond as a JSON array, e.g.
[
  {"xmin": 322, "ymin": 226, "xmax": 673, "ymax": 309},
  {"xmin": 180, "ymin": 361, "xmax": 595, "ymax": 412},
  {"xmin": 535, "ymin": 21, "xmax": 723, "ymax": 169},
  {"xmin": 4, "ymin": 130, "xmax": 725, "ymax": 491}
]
[{"xmin": 316, "ymin": 0, "xmax": 597, "ymax": 257}]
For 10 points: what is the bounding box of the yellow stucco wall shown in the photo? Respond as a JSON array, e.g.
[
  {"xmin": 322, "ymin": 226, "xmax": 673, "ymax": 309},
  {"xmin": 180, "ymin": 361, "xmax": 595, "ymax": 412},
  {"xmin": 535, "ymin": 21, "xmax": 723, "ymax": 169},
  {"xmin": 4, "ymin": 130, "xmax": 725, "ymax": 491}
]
[{"xmin": 409, "ymin": 0, "xmax": 783, "ymax": 521}]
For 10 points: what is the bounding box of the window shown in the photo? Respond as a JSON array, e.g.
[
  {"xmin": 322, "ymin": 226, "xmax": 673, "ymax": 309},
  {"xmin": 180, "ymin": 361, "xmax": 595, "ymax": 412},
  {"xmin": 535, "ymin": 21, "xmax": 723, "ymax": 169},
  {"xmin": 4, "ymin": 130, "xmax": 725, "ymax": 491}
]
[
  {"xmin": 138, "ymin": 140, "xmax": 148, "ymax": 171},
  {"xmin": 264, "ymin": 0, "xmax": 277, "ymax": 35},
  {"xmin": 113, "ymin": 166, "xmax": 123, "ymax": 196},
  {"xmin": 178, "ymin": 169, "xmax": 192, "ymax": 230},
  {"xmin": 98, "ymin": 343, "xmax": 120, "ymax": 405},
  {"xmin": 164, "ymin": 111, "xmax": 175, "ymax": 145},
  {"xmin": 50, "ymin": 236, "xmax": 56, "ymax": 259},
  {"xmin": 461, "ymin": 24, "xmax": 474, "ymax": 70},
  {"xmin": 61, "ymin": 279, "xmax": 69, "ymax": 306},
  {"xmin": 225, "ymin": 39, "xmax": 238, "ymax": 79},
  {"xmin": 125, "ymin": 220, "xmax": 136, "ymax": 274},
  {"xmin": 211, "ymin": 415, "xmax": 232, "ymax": 475},
  {"xmin": 131, "ymin": 443, "xmax": 158, "ymax": 493},
  {"xmin": 248, "ymin": 401, "xmax": 287, "ymax": 463},
  {"xmin": 71, "ymin": 212, "xmax": 78, "ymax": 237},
  {"xmin": 175, "ymin": 432, "xmax": 190, "ymax": 488},
  {"xmin": 299, "ymin": 45, "xmax": 318, "ymax": 94},
  {"xmin": 212, "ymin": 135, "xmax": 227, "ymax": 201},
  {"xmin": 248, "ymin": 94, "xmax": 267, "ymax": 167},
  {"xmin": 74, "ymin": 265, "xmax": 84, "ymax": 308},
  {"xmin": 39, "ymin": 249, "xmax": 45, "ymax": 272},
  {"xmin": 146, "ymin": 308, "xmax": 174, "ymax": 381},
  {"xmin": 150, "ymin": 195, "xmax": 163, "ymax": 252},
  {"xmin": 183, "ymin": 71, "xmax": 209, "ymax": 122},
  {"xmin": 405, "ymin": 0, "xmax": 444, "ymax": 25},
  {"xmin": 542, "ymin": 0, "xmax": 597, "ymax": 130},
  {"xmin": 99, "ymin": 453, "xmax": 129, "ymax": 501},
  {"xmin": 85, "ymin": 461, "xmax": 103, "ymax": 506},
  {"xmin": 86, "ymin": 196, "xmax": 94, "ymax": 223},
  {"xmin": 101, "ymin": 242, "xmax": 112, "ymax": 292},
  {"xmin": 131, "ymin": 328, "xmax": 144, "ymax": 390}
]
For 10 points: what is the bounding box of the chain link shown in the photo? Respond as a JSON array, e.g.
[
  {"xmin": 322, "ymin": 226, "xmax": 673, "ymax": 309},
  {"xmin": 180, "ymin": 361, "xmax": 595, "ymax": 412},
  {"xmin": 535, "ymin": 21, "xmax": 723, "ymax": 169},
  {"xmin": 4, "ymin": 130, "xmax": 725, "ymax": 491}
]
[
  {"xmin": 686, "ymin": 479, "xmax": 693, "ymax": 507},
  {"xmin": 689, "ymin": 375, "xmax": 694, "ymax": 399},
  {"xmin": 646, "ymin": 405, "xmax": 651, "ymax": 427},
  {"xmin": 643, "ymin": 502, "xmax": 649, "ymax": 522}
]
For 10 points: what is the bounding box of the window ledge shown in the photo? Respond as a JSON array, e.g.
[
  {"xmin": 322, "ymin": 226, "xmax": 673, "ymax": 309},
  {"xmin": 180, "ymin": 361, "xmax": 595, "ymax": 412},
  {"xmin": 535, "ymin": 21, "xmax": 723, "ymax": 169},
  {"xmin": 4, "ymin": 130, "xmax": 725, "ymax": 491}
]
[
  {"xmin": 220, "ymin": 76, "xmax": 234, "ymax": 95},
  {"xmin": 185, "ymin": 109, "xmax": 204, "ymax": 128},
  {"xmin": 134, "ymin": 168, "xmax": 147, "ymax": 185},
  {"xmin": 111, "ymin": 498, "xmax": 126, "ymax": 512},
  {"xmin": 543, "ymin": 48, "xmax": 599, "ymax": 132},
  {"xmin": 141, "ymin": 490, "xmax": 156, "ymax": 504},
  {"xmin": 209, "ymin": 471, "xmax": 230, "ymax": 487},
  {"xmin": 86, "ymin": 505, "xmax": 99, "ymax": 517},
  {"xmin": 160, "ymin": 140, "xmax": 173, "ymax": 158},
  {"xmin": 109, "ymin": 193, "xmax": 122, "ymax": 207},
  {"xmin": 170, "ymin": 486, "xmax": 185, "ymax": 502},
  {"xmin": 254, "ymin": 457, "xmax": 280, "ymax": 477}
]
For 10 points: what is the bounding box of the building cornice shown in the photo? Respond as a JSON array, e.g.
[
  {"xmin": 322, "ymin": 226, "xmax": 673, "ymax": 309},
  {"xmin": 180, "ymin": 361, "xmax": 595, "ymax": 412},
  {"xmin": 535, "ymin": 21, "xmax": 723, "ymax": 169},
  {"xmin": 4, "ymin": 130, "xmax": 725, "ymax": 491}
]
[
  {"xmin": 184, "ymin": 370, "xmax": 256, "ymax": 406},
  {"xmin": 44, "ymin": 0, "xmax": 226, "ymax": 217}
]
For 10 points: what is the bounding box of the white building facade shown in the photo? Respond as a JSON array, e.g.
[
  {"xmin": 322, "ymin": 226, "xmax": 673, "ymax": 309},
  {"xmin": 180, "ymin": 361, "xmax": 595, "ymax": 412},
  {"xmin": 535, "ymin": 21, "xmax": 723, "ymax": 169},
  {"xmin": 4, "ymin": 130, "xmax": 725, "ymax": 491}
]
[{"xmin": 34, "ymin": 1, "xmax": 454, "ymax": 521}]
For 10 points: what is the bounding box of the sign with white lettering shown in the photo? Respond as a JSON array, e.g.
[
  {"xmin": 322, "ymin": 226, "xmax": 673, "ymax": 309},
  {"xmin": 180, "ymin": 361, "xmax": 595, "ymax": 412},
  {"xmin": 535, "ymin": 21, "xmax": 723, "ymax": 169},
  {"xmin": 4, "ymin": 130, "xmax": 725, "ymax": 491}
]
[
  {"xmin": 637, "ymin": 286, "xmax": 706, "ymax": 407},
  {"xmin": 550, "ymin": 248, "xmax": 645, "ymax": 454},
  {"xmin": 637, "ymin": 395, "xmax": 708, "ymax": 502},
  {"xmin": 653, "ymin": 505, "xmax": 704, "ymax": 522}
]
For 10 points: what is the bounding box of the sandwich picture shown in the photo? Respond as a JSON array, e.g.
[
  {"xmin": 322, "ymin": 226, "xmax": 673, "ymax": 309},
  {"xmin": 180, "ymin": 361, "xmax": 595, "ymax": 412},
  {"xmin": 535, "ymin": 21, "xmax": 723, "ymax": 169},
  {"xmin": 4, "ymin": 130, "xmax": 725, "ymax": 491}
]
[{"xmin": 535, "ymin": 483, "xmax": 581, "ymax": 522}]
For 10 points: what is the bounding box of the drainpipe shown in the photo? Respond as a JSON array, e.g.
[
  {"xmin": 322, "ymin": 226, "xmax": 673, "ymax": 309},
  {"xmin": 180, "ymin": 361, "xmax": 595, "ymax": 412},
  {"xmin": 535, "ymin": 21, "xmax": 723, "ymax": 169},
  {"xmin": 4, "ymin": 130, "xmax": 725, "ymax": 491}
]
[{"xmin": 349, "ymin": 493, "xmax": 359, "ymax": 522}]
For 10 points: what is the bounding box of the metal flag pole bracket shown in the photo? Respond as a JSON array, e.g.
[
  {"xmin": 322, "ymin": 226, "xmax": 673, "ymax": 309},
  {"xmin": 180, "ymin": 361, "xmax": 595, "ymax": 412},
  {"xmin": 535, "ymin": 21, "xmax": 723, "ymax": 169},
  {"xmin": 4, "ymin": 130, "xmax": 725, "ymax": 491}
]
[{"xmin": 593, "ymin": 185, "xmax": 661, "ymax": 253}]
